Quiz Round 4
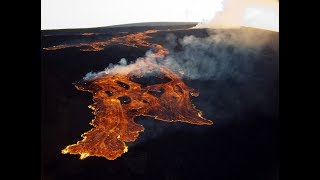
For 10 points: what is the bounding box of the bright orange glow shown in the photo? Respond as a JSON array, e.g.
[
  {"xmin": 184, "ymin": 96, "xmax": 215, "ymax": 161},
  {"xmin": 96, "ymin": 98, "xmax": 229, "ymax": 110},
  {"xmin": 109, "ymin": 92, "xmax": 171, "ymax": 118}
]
[
  {"xmin": 44, "ymin": 30, "xmax": 159, "ymax": 51},
  {"xmin": 81, "ymin": 33, "xmax": 96, "ymax": 36}
]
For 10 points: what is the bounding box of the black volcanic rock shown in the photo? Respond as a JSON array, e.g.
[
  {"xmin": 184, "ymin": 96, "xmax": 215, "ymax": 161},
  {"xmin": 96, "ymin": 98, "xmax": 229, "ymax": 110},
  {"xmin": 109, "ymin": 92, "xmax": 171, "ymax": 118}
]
[{"xmin": 41, "ymin": 23, "xmax": 279, "ymax": 180}]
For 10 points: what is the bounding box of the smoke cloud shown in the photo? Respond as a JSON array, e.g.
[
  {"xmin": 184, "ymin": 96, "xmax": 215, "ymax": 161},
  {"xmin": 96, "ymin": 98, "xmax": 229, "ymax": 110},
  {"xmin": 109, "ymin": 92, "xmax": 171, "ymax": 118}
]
[
  {"xmin": 83, "ymin": 50, "xmax": 160, "ymax": 81},
  {"xmin": 195, "ymin": 0, "xmax": 279, "ymax": 31},
  {"xmin": 164, "ymin": 28, "xmax": 278, "ymax": 81}
]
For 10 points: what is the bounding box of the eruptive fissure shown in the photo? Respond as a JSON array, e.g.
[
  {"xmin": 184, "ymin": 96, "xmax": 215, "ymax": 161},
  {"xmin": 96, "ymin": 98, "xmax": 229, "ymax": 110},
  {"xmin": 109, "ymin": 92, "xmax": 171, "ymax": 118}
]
[{"xmin": 45, "ymin": 30, "xmax": 213, "ymax": 160}]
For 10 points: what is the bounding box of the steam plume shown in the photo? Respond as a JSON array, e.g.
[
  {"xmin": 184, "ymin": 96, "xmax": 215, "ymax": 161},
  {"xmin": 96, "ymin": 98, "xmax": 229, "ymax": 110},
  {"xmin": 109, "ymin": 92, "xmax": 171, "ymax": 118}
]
[
  {"xmin": 164, "ymin": 28, "xmax": 278, "ymax": 80},
  {"xmin": 83, "ymin": 51, "xmax": 160, "ymax": 81},
  {"xmin": 195, "ymin": 0, "xmax": 279, "ymax": 31}
]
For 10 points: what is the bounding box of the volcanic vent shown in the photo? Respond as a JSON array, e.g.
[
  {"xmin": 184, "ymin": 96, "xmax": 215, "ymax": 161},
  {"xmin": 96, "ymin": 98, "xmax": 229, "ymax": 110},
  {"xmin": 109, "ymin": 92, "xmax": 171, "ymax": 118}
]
[{"xmin": 44, "ymin": 30, "xmax": 213, "ymax": 160}]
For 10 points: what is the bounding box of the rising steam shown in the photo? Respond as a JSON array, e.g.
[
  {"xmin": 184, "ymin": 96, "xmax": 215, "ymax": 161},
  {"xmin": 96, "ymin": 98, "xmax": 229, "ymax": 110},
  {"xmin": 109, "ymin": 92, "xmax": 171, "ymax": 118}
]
[
  {"xmin": 84, "ymin": 50, "xmax": 162, "ymax": 81},
  {"xmin": 195, "ymin": 0, "xmax": 279, "ymax": 32},
  {"xmin": 164, "ymin": 28, "xmax": 278, "ymax": 81}
]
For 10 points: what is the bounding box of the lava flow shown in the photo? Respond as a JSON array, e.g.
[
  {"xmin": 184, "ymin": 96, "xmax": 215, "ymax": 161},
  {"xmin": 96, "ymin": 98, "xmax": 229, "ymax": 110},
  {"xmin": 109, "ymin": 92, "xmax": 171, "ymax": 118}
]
[
  {"xmin": 43, "ymin": 30, "xmax": 158, "ymax": 51},
  {"xmin": 48, "ymin": 30, "xmax": 213, "ymax": 160}
]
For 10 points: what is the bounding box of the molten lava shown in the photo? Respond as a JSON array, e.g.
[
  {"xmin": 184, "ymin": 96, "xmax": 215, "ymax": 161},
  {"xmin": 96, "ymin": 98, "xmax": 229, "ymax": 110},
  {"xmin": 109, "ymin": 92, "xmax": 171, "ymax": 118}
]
[
  {"xmin": 47, "ymin": 30, "xmax": 213, "ymax": 160},
  {"xmin": 44, "ymin": 30, "xmax": 158, "ymax": 51},
  {"xmin": 62, "ymin": 63, "xmax": 212, "ymax": 160},
  {"xmin": 82, "ymin": 33, "xmax": 96, "ymax": 36}
]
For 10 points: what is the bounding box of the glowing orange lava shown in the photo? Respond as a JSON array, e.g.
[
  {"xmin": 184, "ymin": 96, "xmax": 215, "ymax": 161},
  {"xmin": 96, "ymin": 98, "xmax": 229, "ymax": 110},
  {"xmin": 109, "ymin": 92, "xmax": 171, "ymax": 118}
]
[
  {"xmin": 81, "ymin": 33, "xmax": 96, "ymax": 36},
  {"xmin": 44, "ymin": 30, "xmax": 159, "ymax": 51},
  {"xmin": 47, "ymin": 30, "xmax": 213, "ymax": 160}
]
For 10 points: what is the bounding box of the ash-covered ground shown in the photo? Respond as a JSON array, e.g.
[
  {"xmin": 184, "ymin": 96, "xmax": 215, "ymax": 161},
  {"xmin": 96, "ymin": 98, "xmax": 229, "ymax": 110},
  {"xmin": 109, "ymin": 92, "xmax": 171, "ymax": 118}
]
[{"xmin": 41, "ymin": 22, "xmax": 279, "ymax": 180}]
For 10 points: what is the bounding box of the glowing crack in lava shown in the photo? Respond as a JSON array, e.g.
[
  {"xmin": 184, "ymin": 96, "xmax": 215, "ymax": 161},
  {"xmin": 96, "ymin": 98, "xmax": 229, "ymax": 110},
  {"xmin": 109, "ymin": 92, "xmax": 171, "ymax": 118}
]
[{"xmin": 45, "ymin": 30, "xmax": 213, "ymax": 160}]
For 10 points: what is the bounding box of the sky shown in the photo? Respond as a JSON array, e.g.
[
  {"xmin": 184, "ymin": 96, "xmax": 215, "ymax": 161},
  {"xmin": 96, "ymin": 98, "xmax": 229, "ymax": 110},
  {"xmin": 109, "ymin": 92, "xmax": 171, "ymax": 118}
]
[
  {"xmin": 41, "ymin": 0, "xmax": 278, "ymax": 31},
  {"xmin": 41, "ymin": 0, "xmax": 224, "ymax": 30}
]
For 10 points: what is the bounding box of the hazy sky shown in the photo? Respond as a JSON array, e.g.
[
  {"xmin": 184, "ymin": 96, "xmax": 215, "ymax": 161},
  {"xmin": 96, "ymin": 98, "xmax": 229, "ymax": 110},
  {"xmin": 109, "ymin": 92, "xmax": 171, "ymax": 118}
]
[
  {"xmin": 41, "ymin": 0, "xmax": 278, "ymax": 31},
  {"xmin": 41, "ymin": 0, "xmax": 224, "ymax": 30}
]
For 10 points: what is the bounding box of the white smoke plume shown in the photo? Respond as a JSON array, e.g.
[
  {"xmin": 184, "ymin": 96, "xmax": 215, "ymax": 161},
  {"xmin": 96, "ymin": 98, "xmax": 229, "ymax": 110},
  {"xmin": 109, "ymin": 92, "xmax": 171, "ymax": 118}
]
[
  {"xmin": 195, "ymin": 0, "xmax": 279, "ymax": 31},
  {"xmin": 164, "ymin": 28, "xmax": 278, "ymax": 80},
  {"xmin": 83, "ymin": 50, "xmax": 162, "ymax": 81}
]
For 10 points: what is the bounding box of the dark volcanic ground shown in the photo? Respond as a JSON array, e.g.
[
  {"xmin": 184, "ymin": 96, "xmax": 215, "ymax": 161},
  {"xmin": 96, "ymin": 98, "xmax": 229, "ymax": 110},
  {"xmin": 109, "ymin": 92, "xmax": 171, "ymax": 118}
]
[{"xmin": 41, "ymin": 23, "xmax": 279, "ymax": 180}]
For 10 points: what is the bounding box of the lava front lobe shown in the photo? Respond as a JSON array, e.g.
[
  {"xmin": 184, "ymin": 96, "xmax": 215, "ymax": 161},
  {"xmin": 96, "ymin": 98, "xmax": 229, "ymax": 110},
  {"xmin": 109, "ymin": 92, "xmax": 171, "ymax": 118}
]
[{"xmin": 62, "ymin": 65, "xmax": 212, "ymax": 160}]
